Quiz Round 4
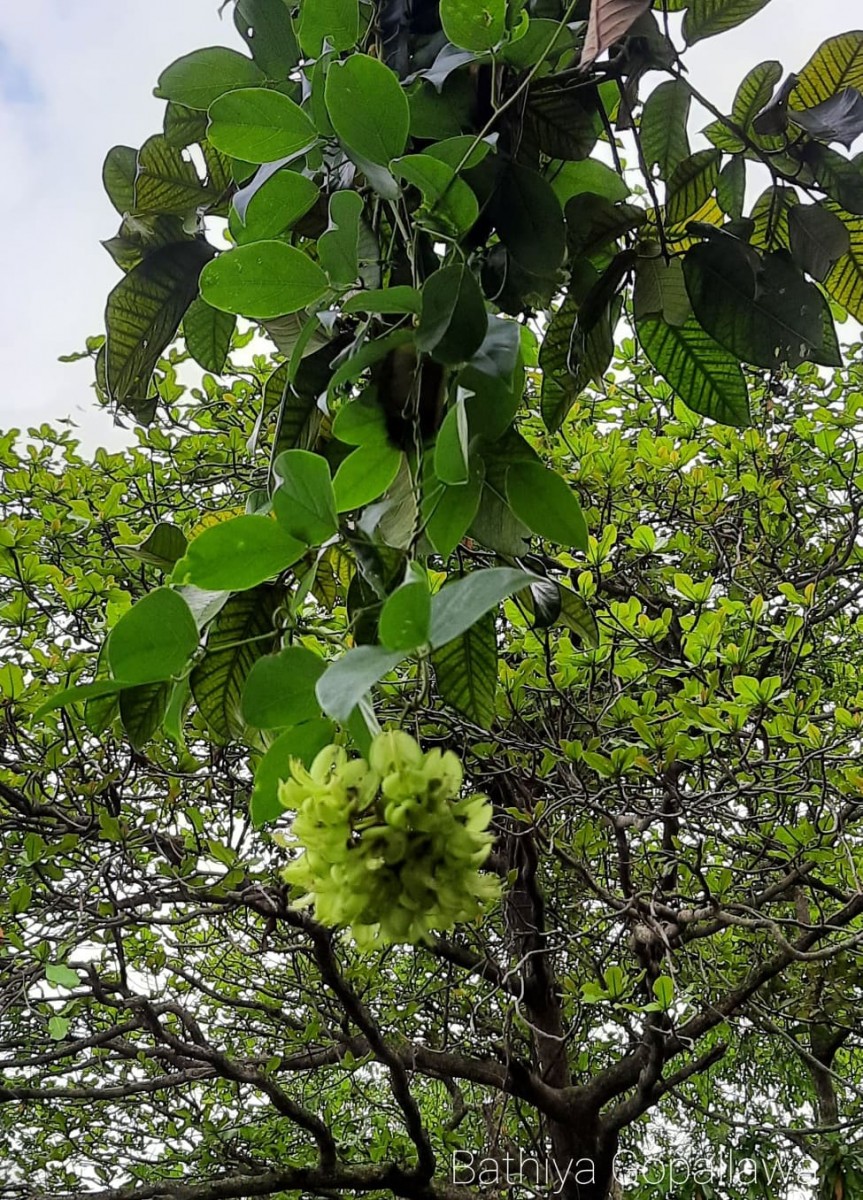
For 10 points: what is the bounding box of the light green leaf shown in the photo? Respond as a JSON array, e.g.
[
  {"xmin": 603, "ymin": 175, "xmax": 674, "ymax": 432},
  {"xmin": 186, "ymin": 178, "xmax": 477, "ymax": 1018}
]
[
  {"xmin": 325, "ymin": 55, "xmax": 410, "ymax": 166},
  {"xmin": 682, "ymin": 0, "xmax": 772, "ymax": 45},
  {"xmin": 200, "ymin": 242, "xmax": 329, "ymax": 319},
  {"xmin": 334, "ymin": 443, "xmax": 404, "ymax": 512},
  {"xmin": 341, "ymin": 286, "xmax": 422, "ymax": 316},
  {"xmin": 173, "ymin": 516, "xmax": 305, "ymax": 591},
  {"xmin": 379, "ymin": 582, "xmax": 431, "ymax": 652},
  {"xmin": 236, "ymin": 169, "xmax": 320, "ymax": 243},
  {"xmin": 107, "ymin": 588, "xmax": 198, "ymax": 685},
  {"xmin": 665, "ymin": 149, "xmax": 721, "ymax": 227},
  {"xmin": 428, "ymin": 567, "xmax": 536, "ymax": 648},
  {"xmin": 316, "ymin": 644, "xmax": 404, "ymax": 721},
  {"xmin": 332, "ymin": 394, "xmax": 390, "ymax": 446},
  {"xmin": 423, "ymin": 461, "xmax": 485, "ymax": 558},
  {"xmin": 33, "ymin": 678, "xmax": 132, "ymax": 721},
  {"xmin": 207, "ymin": 88, "xmax": 317, "ymax": 163},
  {"xmin": 48, "ymin": 1017, "xmax": 71, "ymax": 1041},
  {"xmin": 440, "ymin": 0, "xmax": 506, "ymax": 52},
  {"xmin": 119, "ymin": 681, "xmax": 172, "ymax": 751},
  {"xmin": 272, "ymin": 450, "xmax": 338, "ymax": 545},
  {"xmin": 45, "ymin": 964, "xmax": 80, "ymax": 990},
  {"xmin": 133, "ymin": 135, "xmax": 209, "ymax": 215},
  {"xmin": 640, "ymin": 80, "xmax": 691, "ymax": 177},
  {"xmin": 297, "ymin": 0, "xmax": 360, "ymax": 57},
  {"xmin": 318, "ymin": 190, "xmax": 364, "ymax": 286},
  {"xmin": 391, "ymin": 153, "xmax": 479, "ymax": 238},
  {"xmin": 506, "ymin": 462, "xmax": 588, "ymax": 550}
]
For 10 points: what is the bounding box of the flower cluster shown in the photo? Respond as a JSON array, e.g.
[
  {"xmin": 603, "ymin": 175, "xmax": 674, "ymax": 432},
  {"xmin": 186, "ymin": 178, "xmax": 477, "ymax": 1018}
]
[{"xmin": 278, "ymin": 731, "xmax": 499, "ymax": 949}]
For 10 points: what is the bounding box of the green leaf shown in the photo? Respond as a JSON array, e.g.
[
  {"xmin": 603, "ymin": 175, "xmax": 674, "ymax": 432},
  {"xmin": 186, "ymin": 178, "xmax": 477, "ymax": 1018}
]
[
  {"xmin": 506, "ymin": 461, "xmax": 588, "ymax": 550},
  {"xmin": 236, "ymin": 169, "xmax": 320, "ymax": 243},
  {"xmin": 788, "ymin": 203, "xmax": 851, "ymax": 282},
  {"xmin": 250, "ymin": 720, "xmax": 336, "ymax": 826},
  {"xmin": 8, "ymin": 884, "xmax": 32, "ymax": 915},
  {"xmin": 665, "ymin": 149, "xmax": 721, "ymax": 227},
  {"xmin": 548, "ymin": 158, "xmax": 630, "ymax": 206},
  {"xmin": 716, "ymin": 156, "xmax": 746, "ymax": 219},
  {"xmin": 156, "ymin": 47, "xmax": 265, "ymax": 111},
  {"xmin": 316, "ymin": 644, "xmax": 404, "ymax": 721},
  {"xmin": 434, "ymin": 403, "xmax": 469, "ymax": 486},
  {"xmin": 334, "ymin": 443, "xmax": 404, "ymax": 512},
  {"xmin": 805, "ymin": 144, "xmax": 863, "ymax": 216},
  {"xmin": 416, "ymin": 265, "xmax": 487, "ymax": 364},
  {"xmin": 184, "ymin": 298, "xmax": 236, "ymax": 374},
  {"xmin": 432, "ymin": 610, "xmax": 497, "ymax": 728},
  {"xmin": 173, "ymin": 516, "xmax": 305, "ymax": 591},
  {"xmin": 682, "ymin": 0, "xmax": 772, "ymax": 45},
  {"xmin": 297, "ymin": 0, "xmax": 360, "ymax": 57},
  {"xmin": 423, "ymin": 461, "xmax": 485, "ymax": 558},
  {"xmin": 428, "ymin": 567, "xmax": 537, "ymax": 648},
  {"xmin": 325, "ymin": 55, "xmax": 410, "ymax": 166},
  {"xmin": 233, "ymin": 0, "xmax": 300, "ymax": 76},
  {"xmin": 133, "ymin": 135, "xmax": 210, "ymax": 215},
  {"xmin": 440, "ymin": 0, "xmax": 506, "ymax": 52},
  {"xmin": 318, "ymin": 190, "xmax": 364, "ymax": 285},
  {"xmin": 342, "ymin": 286, "xmax": 422, "ymax": 316},
  {"xmin": 791, "ymin": 32, "xmax": 863, "ymax": 110},
  {"xmin": 824, "ymin": 201, "xmax": 863, "ymax": 322},
  {"xmin": 200, "ymin": 242, "xmax": 329, "ymax": 319},
  {"xmin": 125, "ymin": 523, "xmax": 188, "ymax": 569},
  {"xmin": 557, "ymin": 586, "xmax": 600, "ymax": 646},
  {"xmin": 190, "ymin": 585, "xmax": 280, "ymax": 742},
  {"xmin": 633, "ymin": 257, "xmax": 691, "ymax": 326},
  {"xmin": 493, "ymin": 162, "xmax": 566, "ymax": 275},
  {"xmin": 333, "ymin": 394, "xmax": 390, "ymax": 446},
  {"xmin": 391, "ymin": 154, "xmax": 479, "ymax": 238},
  {"xmin": 207, "ymin": 88, "xmax": 317, "ymax": 163},
  {"xmin": 33, "ymin": 679, "xmax": 132, "ymax": 721},
  {"xmin": 640, "ymin": 80, "xmax": 691, "ymax": 177},
  {"xmin": 272, "ymin": 450, "xmax": 338, "ymax": 545},
  {"xmin": 684, "ymin": 242, "xmax": 842, "ymax": 368},
  {"xmin": 732, "ymin": 60, "xmax": 783, "ymax": 132},
  {"xmin": 565, "ymin": 195, "xmax": 646, "ymax": 261},
  {"xmin": 379, "ymin": 582, "xmax": 431, "ymax": 652},
  {"xmin": 107, "ymin": 588, "xmax": 198, "ymax": 685},
  {"xmin": 45, "ymin": 964, "xmax": 80, "ymax": 990},
  {"xmin": 48, "ymin": 1017, "xmax": 71, "ymax": 1042},
  {"xmin": 523, "ymin": 78, "xmax": 602, "ymax": 162},
  {"xmin": 103, "ymin": 145, "xmax": 138, "ymax": 215},
  {"xmin": 105, "ymin": 241, "xmax": 214, "ymax": 418},
  {"xmin": 241, "ymin": 646, "xmax": 326, "ymax": 729},
  {"xmin": 637, "ymin": 313, "xmax": 751, "ymax": 427},
  {"xmin": 119, "ymin": 681, "xmax": 172, "ymax": 750}
]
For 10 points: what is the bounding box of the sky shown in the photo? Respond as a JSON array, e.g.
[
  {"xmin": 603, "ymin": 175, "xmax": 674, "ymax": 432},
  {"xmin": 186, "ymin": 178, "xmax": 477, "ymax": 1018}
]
[{"xmin": 0, "ymin": 0, "xmax": 859, "ymax": 453}]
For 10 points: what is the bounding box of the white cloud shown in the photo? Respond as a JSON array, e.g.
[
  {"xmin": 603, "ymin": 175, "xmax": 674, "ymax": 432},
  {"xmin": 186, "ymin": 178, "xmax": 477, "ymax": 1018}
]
[{"xmin": 0, "ymin": 1, "xmax": 859, "ymax": 451}]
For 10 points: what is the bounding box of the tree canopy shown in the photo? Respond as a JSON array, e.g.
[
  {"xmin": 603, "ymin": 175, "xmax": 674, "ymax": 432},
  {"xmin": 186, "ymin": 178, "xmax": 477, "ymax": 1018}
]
[{"xmin": 3, "ymin": 1, "xmax": 863, "ymax": 1199}]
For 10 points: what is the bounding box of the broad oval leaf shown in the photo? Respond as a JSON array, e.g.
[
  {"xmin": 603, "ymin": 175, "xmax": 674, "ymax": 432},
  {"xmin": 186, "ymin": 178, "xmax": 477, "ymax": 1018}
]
[
  {"xmin": 173, "ymin": 516, "xmax": 305, "ymax": 591},
  {"xmin": 183, "ymin": 298, "xmax": 236, "ymax": 374},
  {"xmin": 241, "ymin": 645, "xmax": 326, "ymax": 729},
  {"xmin": 333, "ymin": 443, "xmax": 404, "ymax": 512},
  {"xmin": 665, "ymin": 149, "xmax": 721, "ymax": 227},
  {"xmin": 428, "ymin": 567, "xmax": 537, "ymax": 648},
  {"xmin": 156, "ymin": 47, "xmax": 265, "ymax": 111},
  {"xmin": 233, "ymin": 0, "xmax": 300, "ymax": 76},
  {"xmin": 297, "ymin": 0, "xmax": 360, "ymax": 58},
  {"xmin": 324, "ymin": 55, "xmax": 410, "ymax": 166},
  {"xmin": 440, "ymin": 0, "xmax": 506, "ymax": 52},
  {"xmin": 432, "ymin": 610, "xmax": 497, "ymax": 728},
  {"xmin": 200, "ymin": 242, "xmax": 329, "ymax": 319},
  {"xmin": 250, "ymin": 719, "xmax": 336, "ymax": 826},
  {"xmin": 416, "ymin": 264, "xmax": 488, "ymax": 364},
  {"xmin": 640, "ymin": 79, "xmax": 691, "ymax": 177},
  {"xmin": 379, "ymin": 582, "xmax": 432, "ymax": 652},
  {"xmin": 789, "ymin": 203, "xmax": 851, "ymax": 282},
  {"xmin": 236, "ymin": 169, "xmax": 320, "ymax": 243},
  {"xmin": 493, "ymin": 162, "xmax": 566, "ymax": 275},
  {"xmin": 272, "ymin": 449, "xmax": 338, "ymax": 546},
  {"xmin": 108, "ymin": 588, "xmax": 198, "ymax": 685},
  {"xmin": 637, "ymin": 312, "xmax": 751, "ymax": 427},
  {"xmin": 792, "ymin": 32, "xmax": 863, "ymax": 111},
  {"xmin": 207, "ymin": 88, "xmax": 317, "ymax": 163},
  {"xmin": 682, "ymin": 0, "xmax": 772, "ymax": 45},
  {"xmin": 506, "ymin": 461, "xmax": 588, "ymax": 550},
  {"xmin": 316, "ymin": 644, "xmax": 404, "ymax": 721}
]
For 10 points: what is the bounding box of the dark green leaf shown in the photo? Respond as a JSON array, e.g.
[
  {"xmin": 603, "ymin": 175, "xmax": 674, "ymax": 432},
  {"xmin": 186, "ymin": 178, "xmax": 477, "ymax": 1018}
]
[
  {"xmin": 184, "ymin": 298, "xmax": 236, "ymax": 373},
  {"xmin": 105, "ymin": 241, "xmax": 214, "ymax": 418},
  {"xmin": 416, "ymin": 265, "xmax": 488, "ymax": 364},
  {"xmin": 102, "ymin": 146, "xmax": 138, "ymax": 215},
  {"xmin": 523, "ymin": 78, "xmax": 602, "ymax": 161},
  {"xmin": 423, "ymin": 460, "xmax": 485, "ymax": 559},
  {"xmin": 297, "ymin": 0, "xmax": 360, "ymax": 57},
  {"xmin": 379, "ymin": 582, "xmax": 432, "ymax": 651},
  {"xmin": 125, "ymin": 523, "xmax": 188, "ymax": 569},
  {"xmin": 716, "ymin": 156, "xmax": 746, "ymax": 220},
  {"xmin": 637, "ymin": 313, "xmax": 750, "ymax": 426},
  {"xmin": 640, "ymin": 79, "xmax": 691, "ymax": 176},
  {"xmin": 493, "ymin": 163, "xmax": 566, "ymax": 275},
  {"xmin": 133, "ymin": 135, "xmax": 210, "ymax": 215},
  {"xmin": 789, "ymin": 203, "xmax": 851, "ymax": 282},
  {"xmin": 233, "ymin": 0, "xmax": 300, "ymax": 76},
  {"xmin": 191, "ymin": 585, "xmax": 280, "ymax": 742},
  {"xmin": 440, "ymin": 0, "xmax": 506, "ymax": 52},
  {"xmin": 318, "ymin": 190, "xmax": 363, "ymax": 285},
  {"xmin": 432, "ymin": 610, "xmax": 497, "ymax": 728},
  {"xmin": 119, "ymin": 681, "xmax": 172, "ymax": 751},
  {"xmin": 236, "ymin": 169, "xmax": 320, "ymax": 243},
  {"xmin": 391, "ymin": 153, "xmax": 479, "ymax": 238},
  {"xmin": 633, "ymin": 257, "xmax": 691, "ymax": 326}
]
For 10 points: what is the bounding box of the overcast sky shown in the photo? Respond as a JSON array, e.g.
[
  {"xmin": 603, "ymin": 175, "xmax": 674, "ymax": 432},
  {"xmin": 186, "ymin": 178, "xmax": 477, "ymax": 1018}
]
[{"xmin": 0, "ymin": 0, "xmax": 859, "ymax": 452}]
